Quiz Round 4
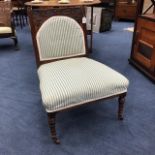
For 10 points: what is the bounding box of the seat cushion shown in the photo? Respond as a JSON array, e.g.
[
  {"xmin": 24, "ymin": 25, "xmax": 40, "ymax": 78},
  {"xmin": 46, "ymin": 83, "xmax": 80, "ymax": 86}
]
[
  {"xmin": 38, "ymin": 57, "xmax": 129, "ymax": 112},
  {"xmin": 0, "ymin": 27, "xmax": 12, "ymax": 34}
]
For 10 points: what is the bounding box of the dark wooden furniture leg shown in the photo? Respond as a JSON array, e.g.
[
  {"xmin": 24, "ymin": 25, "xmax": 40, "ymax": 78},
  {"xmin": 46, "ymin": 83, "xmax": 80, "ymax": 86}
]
[
  {"xmin": 118, "ymin": 93, "xmax": 126, "ymax": 120},
  {"xmin": 47, "ymin": 113, "xmax": 60, "ymax": 144},
  {"xmin": 11, "ymin": 36, "xmax": 19, "ymax": 50},
  {"xmin": 90, "ymin": 6, "xmax": 93, "ymax": 53}
]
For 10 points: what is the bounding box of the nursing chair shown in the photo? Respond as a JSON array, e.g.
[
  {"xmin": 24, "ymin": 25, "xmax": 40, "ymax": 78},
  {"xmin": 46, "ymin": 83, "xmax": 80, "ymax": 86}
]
[
  {"xmin": 0, "ymin": 1, "xmax": 18, "ymax": 49},
  {"xmin": 34, "ymin": 16, "xmax": 129, "ymax": 144}
]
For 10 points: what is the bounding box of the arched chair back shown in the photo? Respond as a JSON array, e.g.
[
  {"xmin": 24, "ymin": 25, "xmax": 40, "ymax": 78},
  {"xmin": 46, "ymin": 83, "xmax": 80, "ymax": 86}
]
[{"xmin": 36, "ymin": 16, "xmax": 86, "ymax": 62}]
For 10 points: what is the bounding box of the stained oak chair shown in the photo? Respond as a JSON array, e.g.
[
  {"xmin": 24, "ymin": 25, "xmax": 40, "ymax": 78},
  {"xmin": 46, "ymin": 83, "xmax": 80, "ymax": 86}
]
[
  {"xmin": 0, "ymin": 1, "xmax": 18, "ymax": 49},
  {"xmin": 31, "ymin": 16, "xmax": 129, "ymax": 144}
]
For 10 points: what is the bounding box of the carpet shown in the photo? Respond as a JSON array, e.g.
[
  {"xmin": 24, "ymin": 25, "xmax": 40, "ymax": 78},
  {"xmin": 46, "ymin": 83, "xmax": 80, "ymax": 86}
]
[{"xmin": 0, "ymin": 21, "xmax": 155, "ymax": 155}]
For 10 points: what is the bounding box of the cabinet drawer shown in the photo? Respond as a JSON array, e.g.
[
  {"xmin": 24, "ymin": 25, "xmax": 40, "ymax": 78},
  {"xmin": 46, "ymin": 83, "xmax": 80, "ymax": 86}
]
[{"xmin": 116, "ymin": 4, "xmax": 136, "ymax": 20}]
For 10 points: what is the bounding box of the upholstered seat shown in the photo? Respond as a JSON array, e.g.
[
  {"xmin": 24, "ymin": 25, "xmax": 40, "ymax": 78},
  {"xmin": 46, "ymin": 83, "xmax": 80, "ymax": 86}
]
[
  {"xmin": 38, "ymin": 57, "xmax": 129, "ymax": 113},
  {"xmin": 0, "ymin": 27, "xmax": 12, "ymax": 34}
]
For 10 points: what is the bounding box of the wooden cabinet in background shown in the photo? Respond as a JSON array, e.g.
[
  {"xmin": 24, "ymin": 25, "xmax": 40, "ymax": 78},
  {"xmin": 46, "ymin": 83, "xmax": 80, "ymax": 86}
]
[
  {"xmin": 129, "ymin": 15, "xmax": 155, "ymax": 81},
  {"xmin": 115, "ymin": 0, "xmax": 137, "ymax": 20}
]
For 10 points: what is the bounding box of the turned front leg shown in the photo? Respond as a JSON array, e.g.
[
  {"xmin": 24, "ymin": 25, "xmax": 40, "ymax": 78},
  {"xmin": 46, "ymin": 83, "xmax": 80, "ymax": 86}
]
[
  {"xmin": 118, "ymin": 93, "xmax": 126, "ymax": 120},
  {"xmin": 47, "ymin": 113, "xmax": 60, "ymax": 144}
]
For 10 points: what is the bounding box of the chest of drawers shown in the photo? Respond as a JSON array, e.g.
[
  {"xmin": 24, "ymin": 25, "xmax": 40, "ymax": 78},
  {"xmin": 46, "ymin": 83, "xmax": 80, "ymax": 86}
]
[{"xmin": 115, "ymin": 1, "xmax": 137, "ymax": 20}]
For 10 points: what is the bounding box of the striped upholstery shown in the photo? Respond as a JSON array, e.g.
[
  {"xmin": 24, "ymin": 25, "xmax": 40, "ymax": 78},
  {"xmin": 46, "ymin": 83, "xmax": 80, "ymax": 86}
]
[
  {"xmin": 36, "ymin": 16, "xmax": 86, "ymax": 61},
  {"xmin": 38, "ymin": 57, "xmax": 129, "ymax": 113}
]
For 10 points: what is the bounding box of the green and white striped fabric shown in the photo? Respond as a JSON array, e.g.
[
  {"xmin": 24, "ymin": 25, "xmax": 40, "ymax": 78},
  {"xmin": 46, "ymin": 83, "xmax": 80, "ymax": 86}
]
[
  {"xmin": 36, "ymin": 16, "xmax": 86, "ymax": 61},
  {"xmin": 38, "ymin": 57, "xmax": 129, "ymax": 113}
]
